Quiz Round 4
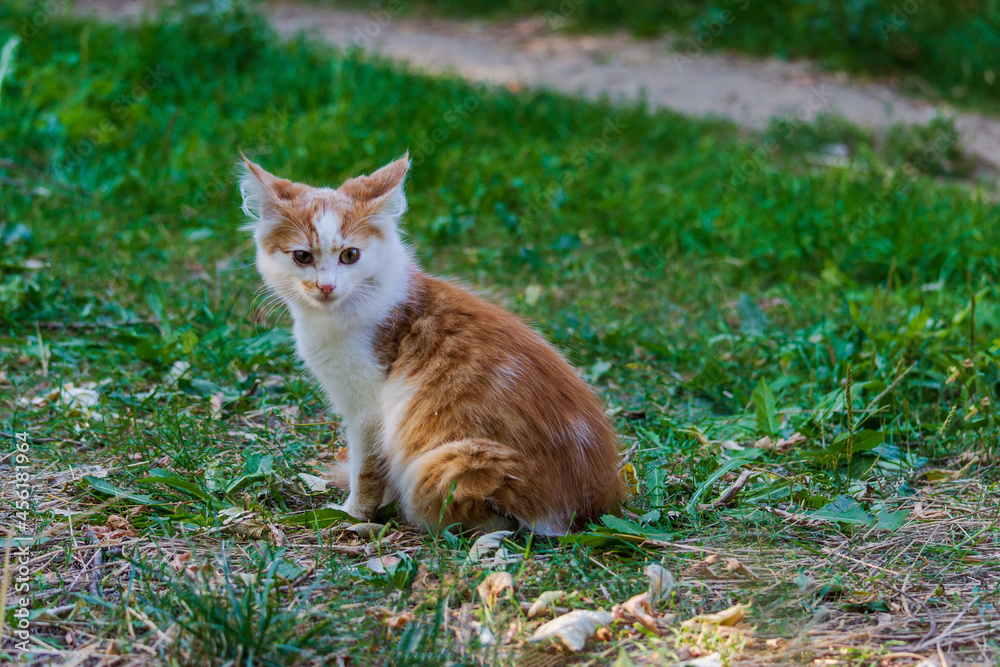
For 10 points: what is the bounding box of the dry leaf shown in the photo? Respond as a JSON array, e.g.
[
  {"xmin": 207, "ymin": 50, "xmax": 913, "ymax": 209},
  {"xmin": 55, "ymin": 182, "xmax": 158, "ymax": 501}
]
[
  {"xmin": 681, "ymin": 654, "xmax": 722, "ymax": 667},
  {"xmin": 465, "ymin": 530, "xmax": 515, "ymax": 564},
  {"xmin": 210, "ymin": 392, "xmax": 225, "ymax": 419},
  {"xmin": 619, "ymin": 592, "xmax": 660, "ymax": 634},
  {"xmin": 219, "ymin": 508, "xmax": 268, "ymax": 539},
  {"xmin": 682, "ymin": 603, "xmax": 750, "ymax": 629},
  {"xmin": 527, "ymin": 590, "xmax": 565, "ymax": 617},
  {"xmin": 912, "ymin": 503, "xmax": 949, "ymax": 520},
  {"xmin": 724, "ymin": 558, "xmax": 757, "ymax": 580},
  {"xmin": 645, "ymin": 564, "xmax": 673, "ymax": 605},
  {"xmin": 268, "ymin": 523, "xmax": 286, "ymax": 546},
  {"xmin": 297, "ymin": 473, "xmax": 330, "ymax": 493},
  {"xmin": 528, "ymin": 610, "xmax": 615, "ymax": 651},
  {"xmin": 754, "ymin": 435, "xmax": 773, "ymax": 449},
  {"xmin": 366, "ymin": 554, "xmax": 401, "ymax": 575},
  {"xmin": 477, "ymin": 571, "xmax": 514, "ymax": 608},
  {"xmin": 411, "ymin": 563, "xmax": 438, "ymax": 591},
  {"xmin": 169, "ymin": 551, "xmax": 192, "ymax": 573},
  {"xmin": 685, "ymin": 561, "xmax": 716, "ymax": 578},
  {"xmin": 775, "ymin": 432, "xmax": 808, "ymax": 451},
  {"xmin": 93, "ymin": 514, "xmax": 138, "ymax": 541},
  {"xmin": 385, "ymin": 612, "xmax": 414, "ymax": 630}
]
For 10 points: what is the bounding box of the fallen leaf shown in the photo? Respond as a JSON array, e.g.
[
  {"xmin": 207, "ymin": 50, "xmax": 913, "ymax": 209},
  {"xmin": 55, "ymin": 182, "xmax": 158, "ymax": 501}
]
[
  {"xmin": 645, "ymin": 564, "xmax": 673, "ymax": 605},
  {"xmin": 681, "ymin": 653, "xmax": 722, "ymax": 667},
  {"xmin": 465, "ymin": 530, "xmax": 515, "ymax": 564},
  {"xmin": 268, "ymin": 522, "xmax": 286, "ymax": 546},
  {"xmin": 775, "ymin": 432, "xmax": 808, "ymax": 451},
  {"xmin": 682, "ymin": 603, "xmax": 750, "ymax": 629},
  {"xmin": 169, "ymin": 551, "xmax": 192, "ymax": 573},
  {"xmin": 210, "ymin": 392, "xmax": 225, "ymax": 419},
  {"xmin": 348, "ymin": 523, "xmax": 385, "ymax": 541},
  {"xmin": 297, "ymin": 473, "xmax": 329, "ymax": 493},
  {"xmin": 385, "ymin": 612, "xmax": 414, "ymax": 630},
  {"xmin": 411, "ymin": 563, "xmax": 437, "ymax": 591},
  {"xmin": 469, "ymin": 621, "xmax": 495, "ymax": 645},
  {"xmin": 366, "ymin": 554, "xmax": 401, "ymax": 575},
  {"xmin": 528, "ymin": 609, "xmax": 615, "ymax": 651},
  {"xmin": 477, "ymin": 571, "xmax": 514, "ymax": 608},
  {"xmin": 527, "ymin": 590, "xmax": 565, "ymax": 617},
  {"xmin": 754, "ymin": 435, "xmax": 773, "ymax": 449},
  {"xmin": 618, "ymin": 592, "xmax": 660, "ymax": 634},
  {"xmin": 725, "ymin": 558, "xmax": 757, "ymax": 580}
]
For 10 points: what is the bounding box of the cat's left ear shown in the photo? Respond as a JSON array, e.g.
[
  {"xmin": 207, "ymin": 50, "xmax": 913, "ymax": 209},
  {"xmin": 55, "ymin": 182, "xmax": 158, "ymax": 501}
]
[{"xmin": 342, "ymin": 153, "xmax": 410, "ymax": 225}]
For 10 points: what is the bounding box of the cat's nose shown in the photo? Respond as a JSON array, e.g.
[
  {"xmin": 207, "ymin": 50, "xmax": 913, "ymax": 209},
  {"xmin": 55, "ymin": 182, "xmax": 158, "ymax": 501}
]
[{"xmin": 318, "ymin": 284, "xmax": 334, "ymax": 296}]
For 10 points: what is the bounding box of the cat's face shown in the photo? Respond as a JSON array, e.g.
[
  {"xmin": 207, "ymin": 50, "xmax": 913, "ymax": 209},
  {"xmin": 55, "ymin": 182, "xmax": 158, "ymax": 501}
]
[{"xmin": 239, "ymin": 155, "xmax": 410, "ymax": 317}]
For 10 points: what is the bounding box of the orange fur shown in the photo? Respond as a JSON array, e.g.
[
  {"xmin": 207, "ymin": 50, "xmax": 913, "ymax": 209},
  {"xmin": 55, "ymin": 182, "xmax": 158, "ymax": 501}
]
[{"xmin": 374, "ymin": 274, "xmax": 626, "ymax": 532}]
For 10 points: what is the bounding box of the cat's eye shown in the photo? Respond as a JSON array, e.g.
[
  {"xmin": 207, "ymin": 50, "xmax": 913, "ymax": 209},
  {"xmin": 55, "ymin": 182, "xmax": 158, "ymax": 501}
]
[
  {"xmin": 340, "ymin": 248, "xmax": 361, "ymax": 265},
  {"xmin": 292, "ymin": 250, "xmax": 314, "ymax": 265}
]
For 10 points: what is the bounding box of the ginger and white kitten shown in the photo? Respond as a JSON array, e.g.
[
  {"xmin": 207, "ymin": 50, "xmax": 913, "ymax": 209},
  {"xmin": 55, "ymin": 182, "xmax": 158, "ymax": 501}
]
[{"xmin": 239, "ymin": 153, "xmax": 625, "ymax": 535}]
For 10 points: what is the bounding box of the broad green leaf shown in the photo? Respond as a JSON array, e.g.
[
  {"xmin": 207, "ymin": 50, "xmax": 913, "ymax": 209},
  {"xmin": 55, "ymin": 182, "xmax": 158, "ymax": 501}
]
[
  {"xmin": 80, "ymin": 475, "xmax": 165, "ymax": 506},
  {"xmin": 829, "ymin": 429, "xmax": 884, "ymax": 456},
  {"xmin": 874, "ymin": 507, "xmax": 909, "ymax": 531},
  {"xmin": 751, "ymin": 379, "xmax": 778, "ymax": 435},
  {"xmin": 279, "ymin": 507, "xmax": 358, "ymax": 529},
  {"xmin": 600, "ymin": 515, "xmax": 672, "ymax": 541},
  {"xmin": 811, "ymin": 495, "xmax": 873, "ymax": 525},
  {"xmin": 136, "ymin": 468, "xmax": 210, "ymax": 500},
  {"xmin": 738, "ymin": 293, "xmax": 768, "ymax": 337}
]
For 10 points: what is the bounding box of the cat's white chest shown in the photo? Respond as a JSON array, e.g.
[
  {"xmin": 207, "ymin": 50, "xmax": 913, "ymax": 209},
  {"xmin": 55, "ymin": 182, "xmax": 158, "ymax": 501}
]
[{"xmin": 292, "ymin": 318, "xmax": 384, "ymax": 426}]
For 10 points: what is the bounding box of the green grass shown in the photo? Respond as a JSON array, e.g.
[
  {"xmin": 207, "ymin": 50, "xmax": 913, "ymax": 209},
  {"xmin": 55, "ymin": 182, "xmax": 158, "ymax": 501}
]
[
  {"xmin": 337, "ymin": 0, "xmax": 1000, "ymax": 113},
  {"xmin": 1, "ymin": 1, "xmax": 999, "ymax": 664}
]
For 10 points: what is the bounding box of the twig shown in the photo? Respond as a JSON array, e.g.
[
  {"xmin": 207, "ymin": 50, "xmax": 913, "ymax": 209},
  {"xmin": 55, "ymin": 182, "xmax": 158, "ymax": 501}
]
[
  {"xmin": 915, "ymin": 596, "xmax": 978, "ymax": 651},
  {"xmin": 865, "ymin": 361, "xmax": 917, "ymax": 412},
  {"xmin": 618, "ymin": 441, "xmax": 640, "ymax": 471},
  {"xmin": 86, "ymin": 531, "xmax": 104, "ymax": 599},
  {"xmin": 713, "ymin": 469, "xmax": 753, "ymax": 507}
]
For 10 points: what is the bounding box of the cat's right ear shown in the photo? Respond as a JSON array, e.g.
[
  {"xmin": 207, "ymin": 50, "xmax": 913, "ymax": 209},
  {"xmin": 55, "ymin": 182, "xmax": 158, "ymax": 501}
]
[{"xmin": 237, "ymin": 154, "xmax": 299, "ymax": 226}]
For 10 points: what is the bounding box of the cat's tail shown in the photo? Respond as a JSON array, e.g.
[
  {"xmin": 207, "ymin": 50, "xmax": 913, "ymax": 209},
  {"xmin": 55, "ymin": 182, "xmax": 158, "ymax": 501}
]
[
  {"xmin": 326, "ymin": 461, "xmax": 351, "ymax": 491},
  {"xmin": 405, "ymin": 438, "xmax": 542, "ymax": 534}
]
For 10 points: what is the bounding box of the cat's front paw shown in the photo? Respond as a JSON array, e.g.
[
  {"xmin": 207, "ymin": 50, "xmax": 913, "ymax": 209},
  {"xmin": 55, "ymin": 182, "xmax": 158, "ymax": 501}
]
[{"xmin": 330, "ymin": 496, "xmax": 371, "ymax": 522}]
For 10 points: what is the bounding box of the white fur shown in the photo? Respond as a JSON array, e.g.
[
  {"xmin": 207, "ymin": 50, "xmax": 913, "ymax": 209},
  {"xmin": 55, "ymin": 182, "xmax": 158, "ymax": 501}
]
[
  {"xmin": 241, "ymin": 163, "xmax": 414, "ymax": 517},
  {"xmin": 378, "ymin": 374, "xmax": 420, "ymax": 514}
]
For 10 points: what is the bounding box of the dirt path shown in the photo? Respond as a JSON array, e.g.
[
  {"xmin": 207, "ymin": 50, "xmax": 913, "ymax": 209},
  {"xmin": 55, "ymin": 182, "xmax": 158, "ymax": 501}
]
[{"xmin": 77, "ymin": 0, "xmax": 1000, "ymax": 173}]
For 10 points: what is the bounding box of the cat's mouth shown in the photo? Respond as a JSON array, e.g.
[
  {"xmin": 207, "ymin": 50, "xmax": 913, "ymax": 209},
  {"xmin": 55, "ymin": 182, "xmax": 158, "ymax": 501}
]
[{"xmin": 312, "ymin": 292, "xmax": 340, "ymax": 305}]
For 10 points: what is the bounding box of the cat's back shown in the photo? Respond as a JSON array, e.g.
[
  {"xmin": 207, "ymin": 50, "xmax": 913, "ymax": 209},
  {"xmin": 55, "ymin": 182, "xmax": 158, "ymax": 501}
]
[{"xmin": 377, "ymin": 272, "xmax": 626, "ymax": 530}]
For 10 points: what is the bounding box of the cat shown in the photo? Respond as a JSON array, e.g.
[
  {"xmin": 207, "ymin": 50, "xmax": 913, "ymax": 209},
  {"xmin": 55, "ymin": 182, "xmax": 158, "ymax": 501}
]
[{"xmin": 238, "ymin": 153, "xmax": 626, "ymax": 535}]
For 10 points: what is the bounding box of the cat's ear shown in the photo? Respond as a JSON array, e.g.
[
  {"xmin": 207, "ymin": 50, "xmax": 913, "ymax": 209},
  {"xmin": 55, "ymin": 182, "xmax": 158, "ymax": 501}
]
[
  {"xmin": 341, "ymin": 153, "xmax": 410, "ymax": 225},
  {"xmin": 237, "ymin": 154, "xmax": 301, "ymax": 225}
]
